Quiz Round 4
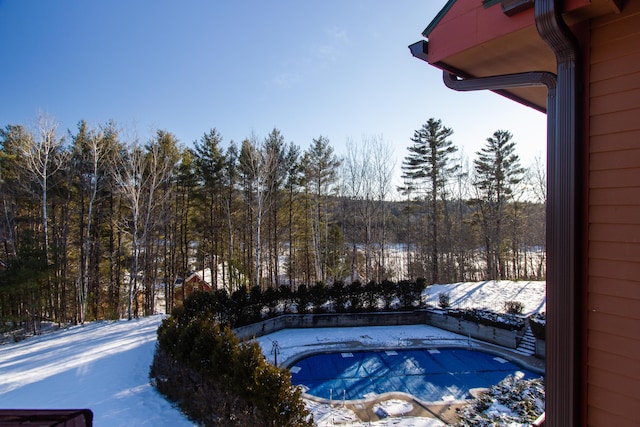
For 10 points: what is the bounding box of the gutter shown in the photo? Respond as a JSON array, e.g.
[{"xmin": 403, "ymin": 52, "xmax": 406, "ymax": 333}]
[
  {"xmin": 534, "ymin": 1, "xmax": 580, "ymax": 426},
  {"xmin": 408, "ymin": 41, "xmax": 548, "ymax": 113},
  {"xmin": 410, "ymin": 1, "xmax": 580, "ymax": 425}
]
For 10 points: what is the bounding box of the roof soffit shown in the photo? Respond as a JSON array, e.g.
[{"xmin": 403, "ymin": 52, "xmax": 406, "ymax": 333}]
[{"xmin": 420, "ymin": 0, "xmax": 623, "ymax": 109}]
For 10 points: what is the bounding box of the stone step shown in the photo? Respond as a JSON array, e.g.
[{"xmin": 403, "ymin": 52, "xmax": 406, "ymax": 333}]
[{"xmin": 515, "ymin": 326, "xmax": 537, "ymax": 356}]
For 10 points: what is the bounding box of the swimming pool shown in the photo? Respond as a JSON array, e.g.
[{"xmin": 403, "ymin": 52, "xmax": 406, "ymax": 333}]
[{"xmin": 289, "ymin": 348, "xmax": 541, "ymax": 402}]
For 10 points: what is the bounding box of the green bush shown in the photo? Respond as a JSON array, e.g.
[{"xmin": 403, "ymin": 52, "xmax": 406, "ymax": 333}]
[
  {"xmin": 346, "ymin": 281, "xmax": 364, "ymax": 311},
  {"xmin": 154, "ymin": 293, "xmax": 312, "ymax": 426}
]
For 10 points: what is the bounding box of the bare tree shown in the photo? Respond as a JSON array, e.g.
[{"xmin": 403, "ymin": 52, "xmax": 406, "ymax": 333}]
[
  {"xmin": 370, "ymin": 136, "xmax": 395, "ymax": 282},
  {"xmin": 238, "ymin": 136, "xmax": 278, "ymax": 289},
  {"xmin": 342, "ymin": 138, "xmax": 365, "ymax": 282},
  {"xmin": 343, "ymin": 135, "xmax": 394, "ymax": 283},
  {"xmin": 112, "ymin": 130, "xmax": 175, "ymax": 319},
  {"xmin": 18, "ymin": 114, "xmax": 67, "ymax": 267},
  {"xmin": 528, "ymin": 155, "xmax": 547, "ymax": 204}
]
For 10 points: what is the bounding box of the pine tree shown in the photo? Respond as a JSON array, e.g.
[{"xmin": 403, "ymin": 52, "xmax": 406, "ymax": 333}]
[
  {"xmin": 472, "ymin": 130, "xmax": 525, "ymax": 280},
  {"xmin": 194, "ymin": 129, "xmax": 226, "ymax": 290},
  {"xmin": 400, "ymin": 118, "xmax": 459, "ymax": 282},
  {"xmin": 302, "ymin": 136, "xmax": 341, "ymax": 283}
]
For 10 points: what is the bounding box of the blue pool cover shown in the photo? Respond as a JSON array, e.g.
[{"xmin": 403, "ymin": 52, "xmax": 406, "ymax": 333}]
[{"xmin": 289, "ymin": 348, "xmax": 542, "ymax": 402}]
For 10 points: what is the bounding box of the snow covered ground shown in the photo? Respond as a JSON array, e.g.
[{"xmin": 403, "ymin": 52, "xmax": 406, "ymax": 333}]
[
  {"xmin": 0, "ymin": 281, "xmax": 545, "ymax": 426},
  {"xmin": 0, "ymin": 315, "xmax": 192, "ymax": 427},
  {"xmin": 422, "ymin": 281, "xmax": 545, "ymax": 315}
]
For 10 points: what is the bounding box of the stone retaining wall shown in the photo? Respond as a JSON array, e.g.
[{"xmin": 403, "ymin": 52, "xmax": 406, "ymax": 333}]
[
  {"xmin": 233, "ymin": 310, "xmax": 536, "ymax": 351},
  {"xmin": 233, "ymin": 311, "xmax": 426, "ymax": 340},
  {"xmin": 423, "ymin": 310, "xmax": 524, "ymax": 349}
]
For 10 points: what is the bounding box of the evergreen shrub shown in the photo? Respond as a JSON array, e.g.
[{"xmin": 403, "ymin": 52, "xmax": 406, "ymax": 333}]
[{"xmin": 153, "ymin": 293, "xmax": 312, "ymax": 426}]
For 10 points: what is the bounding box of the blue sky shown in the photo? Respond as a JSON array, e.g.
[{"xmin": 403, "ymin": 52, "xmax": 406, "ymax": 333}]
[{"xmin": 0, "ymin": 0, "xmax": 546, "ymax": 187}]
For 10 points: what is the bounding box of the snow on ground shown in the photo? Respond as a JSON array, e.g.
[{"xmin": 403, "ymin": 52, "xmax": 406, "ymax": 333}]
[
  {"xmin": 423, "ymin": 281, "xmax": 546, "ymax": 315},
  {"xmin": 0, "ymin": 281, "xmax": 545, "ymax": 427},
  {"xmin": 374, "ymin": 399, "xmax": 413, "ymax": 417},
  {"xmin": 0, "ymin": 315, "xmax": 193, "ymax": 427}
]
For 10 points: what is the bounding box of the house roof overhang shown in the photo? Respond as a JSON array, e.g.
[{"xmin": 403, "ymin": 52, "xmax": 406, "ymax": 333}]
[{"xmin": 413, "ymin": 0, "xmax": 622, "ymax": 112}]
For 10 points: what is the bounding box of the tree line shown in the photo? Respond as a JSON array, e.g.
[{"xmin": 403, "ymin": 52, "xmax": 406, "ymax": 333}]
[{"xmin": 0, "ymin": 114, "xmax": 545, "ymax": 325}]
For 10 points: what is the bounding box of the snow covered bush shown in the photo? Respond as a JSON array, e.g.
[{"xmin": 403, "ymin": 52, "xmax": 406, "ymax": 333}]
[
  {"xmin": 504, "ymin": 300, "xmax": 525, "ymax": 315},
  {"xmin": 455, "ymin": 373, "xmax": 544, "ymax": 426},
  {"xmin": 530, "ymin": 312, "xmax": 546, "ymax": 340},
  {"xmin": 439, "ymin": 292, "xmax": 451, "ymax": 309},
  {"xmin": 448, "ymin": 308, "xmax": 525, "ymax": 331}
]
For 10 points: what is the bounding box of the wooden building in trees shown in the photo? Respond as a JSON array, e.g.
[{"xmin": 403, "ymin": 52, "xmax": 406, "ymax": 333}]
[
  {"xmin": 410, "ymin": 0, "xmax": 638, "ymax": 425},
  {"xmin": 178, "ymin": 268, "xmax": 213, "ymax": 299}
]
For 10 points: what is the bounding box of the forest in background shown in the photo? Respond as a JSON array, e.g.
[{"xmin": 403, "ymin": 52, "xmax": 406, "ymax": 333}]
[{"xmin": 0, "ymin": 115, "xmax": 545, "ymax": 325}]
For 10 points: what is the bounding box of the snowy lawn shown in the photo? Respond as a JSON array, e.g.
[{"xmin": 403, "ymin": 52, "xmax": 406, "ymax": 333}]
[
  {"xmin": 0, "ymin": 315, "xmax": 193, "ymax": 427},
  {"xmin": 423, "ymin": 281, "xmax": 545, "ymax": 315}
]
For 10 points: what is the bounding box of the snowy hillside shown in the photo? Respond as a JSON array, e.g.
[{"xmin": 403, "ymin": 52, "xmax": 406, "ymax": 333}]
[
  {"xmin": 0, "ymin": 316, "xmax": 192, "ymax": 426},
  {"xmin": 0, "ymin": 281, "xmax": 545, "ymax": 426},
  {"xmin": 422, "ymin": 281, "xmax": 545, "ymax": 315}
]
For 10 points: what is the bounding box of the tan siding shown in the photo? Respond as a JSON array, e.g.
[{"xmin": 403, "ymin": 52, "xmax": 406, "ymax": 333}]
[
  {"xmin": 591, "ymin": 71, "xmax": 640, "ymax": 97},
  {"xmin": 591, "ymin": 54, "xmax": 640, "ymax": 82},
  {"xmin": 590, "ymin": 108, "xmax": 640, "ymax": 135},
  {"xmin": 590, "ymin": 33, "xmax": 640, "ymax": 63},
  {"xmin": 587, "ymin": 405, "xmax": 637, "ymax": 427},
  {"xmin": 589, "ymin": 223, "xmax": 640, "ymax": 244},
  {"xmin": 589, "ymin": 241, "xmax": 640, "ymax": 263},
  {"xmin": 588, "ymin": 276, "xmax": 640, "ymax": 299},
  {"xmin": 590, "ymin": 168, "xmax": 640, "ymax": 188},
  {"xmin": 588, "ymin": 2, "xmax": 640, "ymax": 423},
  {"xmin": 590, "ymin": 129, "xmax": 640, "ymax": 152},
  {"xmin": 590, "ymin": 187, "xmax": 640, "ymax": 205},
  {"xmin": 589, "ymin": 205, "xmax": 640, "ymax": 223},
  {"xmin": 589, "ymin": 330, "xmax": 640, "ymax": 358},
  {"xmin": 588, "ymin": 385, "xmax": 639, "ymax": 426},
  {"xmin": 588, "ymin": 348, "xmax": 640, "ymax": 380},
  {"xmin": 590, "ymin": 0, "xmax": 640, "ymax": 42},
  {"xmin": 590, "ymin": 87, "xmax": 640, "ymax": 115},
  {"xmin": 589, "ymin": 367, "xmax": 640, "ymax": 401},
  {"xmin": 588, "ymin": 311, "xmax": 640, "ymax": 340},
  {"xmin": 590, "ymin": 19, "xmax": 640, "ymax": 50},
  {"xmin": 590, "ymin": 148, "xmax": 640, "ymax": 170},
  {"xmin": 589, "ymin": 258, "xmax": 640, "ymax": 281}
]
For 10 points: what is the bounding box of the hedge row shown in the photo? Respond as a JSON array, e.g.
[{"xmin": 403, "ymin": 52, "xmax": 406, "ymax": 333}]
[{"xmin": 181, "ymin": 279, "xmax": 429, "ymax": 329}]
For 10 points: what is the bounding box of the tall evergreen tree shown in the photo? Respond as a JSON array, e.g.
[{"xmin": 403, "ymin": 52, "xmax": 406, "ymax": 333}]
[
  {"xmin": 400, "ymin": 118, "xmax": 458, "ymax": 283},
  {"xmin": 221, "ymin": 142, "xmax": 240, "ymax": 291},
  {"xmin": 302, "ymin": 136, "xmax": 341, "ymax": 283},
  {"xmin": 71, "ymin": 120, "xmax": 106, "ymax": 322},
  {"xmin": 472, "ymin": 130, "xmax": 525, "ymax": 280},
  {"xmin": 173, "ymin": 148, "xmax": 197, "ymax": 307},
  {"xmin": 194, "ymin": 129, "xmax": 226, "ymax": 289},
  {"xmin": 282, "ymin": 143, "xmax": 301, "ymax": 288}
]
